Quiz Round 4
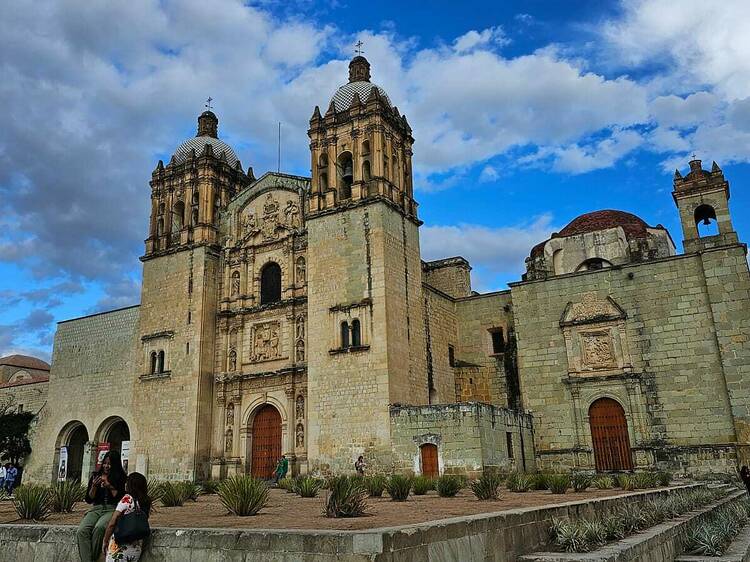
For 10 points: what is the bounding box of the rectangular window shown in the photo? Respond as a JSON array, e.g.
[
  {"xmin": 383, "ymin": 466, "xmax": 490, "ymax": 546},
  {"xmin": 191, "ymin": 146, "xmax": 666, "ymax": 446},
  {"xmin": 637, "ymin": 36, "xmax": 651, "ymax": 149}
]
[
  {"xmin": 17, "ymin": 404, "xmax": 24, "ymax": 413},
  {"xmin": 506, "ymin": 431, "xmax": 514, "ymax": 458},
  {"xmin": 187, "ymin": 311, "xmax": 191, "ymax": 324},
  {"xmin": 489, "ymin": 328, "xmax": 505, "ymax": 354},
  {"xmin": 448, "ymin": 345, "xmax": 455, "ymax": 367}
]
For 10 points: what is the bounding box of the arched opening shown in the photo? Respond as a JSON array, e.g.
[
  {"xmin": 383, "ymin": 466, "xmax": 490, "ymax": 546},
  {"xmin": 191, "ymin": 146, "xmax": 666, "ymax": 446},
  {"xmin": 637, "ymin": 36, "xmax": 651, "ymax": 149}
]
[
  {"xmin": 157, "ymin": 350, "xmax": 165, "ymax": 373},
  {"xmin": 104, "ymin": 420, "xmax": 130, "ymax": 456},
  {"xmin": 149, "ymin": 352, "xmax": 157, "ymax": 375},
  {"xmin": 694, "ymin": 204, "xmax": 719, "ymax": 237},
  {"xmin": 552, "ymin": 249, "xmax": 564, "ymax": 275},
  {"xmin": 58, "ymin": 422, "xmax": 89, "ymax": 482},
  {"xmin": 361, "ymin": 140, "xmax": 370, "ymax": 156},
  {"xmin": 318, "ymin": 153, "xmax": 329, "ymax": 192},
  {"xmin": 250, "ymin": 405, "xmax": 282, "ymax": 479},
  {"xmin": 172, "ymin": 201, "xmax": 185, "ymax": 233},
  {"xmin": 340, "ymin": 321, "xmax": 350, "ymax": 349},
  {"xmin": 337, "ymin": 152, "xmax": 353, "ymax": 199},
  {"xmin": 351, "ymin": 319, "xmax": 361, "ymax": 347},
  {"xmin": 260, "ymin": 262, "xmax": 282, "ymax": 305},
  {"xmin": 576, "ymin": 258, "xmax": 612, "ymax": 272},
  {"xmin": 420, "ymin": 443, "xmax": 439, "ymax": 478},
  {"xmin": 362, "ymin": 160, "xmax": 371, "ymax": 182},
  {"xmin": 589, "ymin": 398, "xmax": 633, "ymax": 471}
]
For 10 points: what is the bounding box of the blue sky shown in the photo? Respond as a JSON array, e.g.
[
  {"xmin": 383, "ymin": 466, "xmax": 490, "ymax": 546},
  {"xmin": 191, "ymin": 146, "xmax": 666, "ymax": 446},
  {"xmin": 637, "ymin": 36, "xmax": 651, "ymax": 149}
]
[{"xmin": 1, "ymin": 0, "xmax": 749, "ymax": 360}]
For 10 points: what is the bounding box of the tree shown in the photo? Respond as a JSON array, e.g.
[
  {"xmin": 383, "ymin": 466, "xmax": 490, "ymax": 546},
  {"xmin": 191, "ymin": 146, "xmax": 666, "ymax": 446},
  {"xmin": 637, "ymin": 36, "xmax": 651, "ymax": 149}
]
[{"xmin": 0, "ymin": 410, "xmax": 35, "ymax": 465}]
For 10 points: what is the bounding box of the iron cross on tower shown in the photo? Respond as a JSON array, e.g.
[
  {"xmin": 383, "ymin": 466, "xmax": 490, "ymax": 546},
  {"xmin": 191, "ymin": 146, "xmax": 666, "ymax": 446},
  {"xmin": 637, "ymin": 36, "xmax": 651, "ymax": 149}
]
[
  {"xmin": 355, "ymin": 40, "xmax": 364, "ymax": 55},
  {"xmin": 205, "ymin": 97, "xmax": 213, "ymax": 110}
]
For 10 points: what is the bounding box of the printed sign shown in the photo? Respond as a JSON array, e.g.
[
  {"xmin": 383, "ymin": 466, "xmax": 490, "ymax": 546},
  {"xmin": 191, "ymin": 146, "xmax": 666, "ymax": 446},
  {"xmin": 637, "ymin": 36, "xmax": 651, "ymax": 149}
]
[
  {"xmin": 57, "ymin": 446, "xmax": 68, "ymax": 481},
  {"xmin": 95, "ymin": 442, "xmax": 110, "ymax": 471},
  {"xmin": 121, "ymin": 440, "xmax": 131, "ymax": 473}
]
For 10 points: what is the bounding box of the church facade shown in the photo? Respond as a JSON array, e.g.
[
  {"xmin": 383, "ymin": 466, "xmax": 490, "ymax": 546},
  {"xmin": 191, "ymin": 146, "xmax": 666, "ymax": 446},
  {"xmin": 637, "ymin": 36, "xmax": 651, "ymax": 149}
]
[{"xmin": 19, "ymin": 56, "xmax": 750, "ymax": 483}]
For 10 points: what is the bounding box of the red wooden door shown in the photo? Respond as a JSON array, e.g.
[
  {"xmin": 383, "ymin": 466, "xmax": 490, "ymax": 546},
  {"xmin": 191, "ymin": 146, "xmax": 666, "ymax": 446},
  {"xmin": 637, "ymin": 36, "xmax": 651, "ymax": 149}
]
[
  {"xmin": 251, "ymin": 405, "xmax": 282, "ymax": 479},
  {"xmin": 589, "ymin": 398, "xmax": 633, "ymax": 471},
  {"xmin": 420, "ymin": 444, "xmax": 439, "ymax": 478}
]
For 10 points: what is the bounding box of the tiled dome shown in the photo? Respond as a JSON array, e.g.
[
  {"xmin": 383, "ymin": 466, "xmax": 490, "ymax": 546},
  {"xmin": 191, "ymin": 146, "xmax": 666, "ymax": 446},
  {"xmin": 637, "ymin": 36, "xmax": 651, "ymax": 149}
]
[
  {"xmin": 559, "ymin": 210, "xmax": 651, "ymax": 239},
  {"xmin": 330, "ymin": 81, "xmax": 392, "ymax": 111},
  {"xmin": 172, "ymin": 136, "xmax": 239, "ymax": 166}
]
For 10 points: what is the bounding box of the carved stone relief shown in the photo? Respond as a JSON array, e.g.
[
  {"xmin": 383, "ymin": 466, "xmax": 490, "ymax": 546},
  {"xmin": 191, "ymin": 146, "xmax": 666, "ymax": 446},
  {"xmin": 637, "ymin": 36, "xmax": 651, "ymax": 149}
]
[
  {"xmin": 225, "ymin": 429, "xmax": 233, "ymax": 453},
  {"xmin": 285, "ymin": 200, "xmax": 301, "ymax": 229},
  {"xmin": 231, "ymin": 271, "xmax": 240, "ymax": 296},
  {"xmin": 296, "ymin": 257, "xmax": 306, "ymax": 284},
  {"xmin": 251, "ymin": 321, "xmax": 281, "ymax": 362},
  {"xmin": 228, "ymin": 349, "xmax": 237, "ymax": 372},
  {"xmin": 296, "ymin": 315, "xmax": 305, "ymax": 340},
  {"xmin": 261, "ymin": 194, "xmax": 280, "ymax": 241},
  {"xmin": 295, "ymin": 339, "xmax": 305, "ymax": 362},
  {"xmin": 226, "ymin": 403, "xmax": 234, "ymax": 425},
  {"xmin": 296, "ymin": 395, "xmax": 304, "ymax": 419},
  {"xmin": 580, "ymin": 331, "xmax": 615, "ymax": 368},
  {"xmin": 296, "ymin": 423, "xmax": 304, "ymax": 447}
]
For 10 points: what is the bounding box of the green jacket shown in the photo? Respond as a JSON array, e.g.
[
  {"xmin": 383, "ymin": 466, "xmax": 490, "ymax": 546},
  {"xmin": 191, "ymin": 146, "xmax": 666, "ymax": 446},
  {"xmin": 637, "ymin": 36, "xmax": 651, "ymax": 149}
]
[{"xmin": 275, "ymin": 457, "xmax": 288, "ymax": 476}]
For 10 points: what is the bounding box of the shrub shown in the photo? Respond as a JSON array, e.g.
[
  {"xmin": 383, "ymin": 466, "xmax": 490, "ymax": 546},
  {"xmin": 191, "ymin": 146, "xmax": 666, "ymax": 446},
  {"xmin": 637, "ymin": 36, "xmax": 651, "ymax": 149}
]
[
  {"xmin": 325, "ymin": 475, "xmax": 367, "ymax": 518},
  {"xmin": 277, "ymin": 477, "xmax": 296, "ymax": 493},
  {"xmin": 506, "ymin": 472, "xmax": 533, "ymax": 492},
  {"xmin": 683, "ymin": 499, "xmax": 750, "ymax": 556},
  {"xmin": 656, "ymin": 470, "xmax": 673, "ymax": 487},
  {"xmin": 13, "ymin": 485, "xmax": 52, "ymax": 520},
  {"xmin": 159, "ymin": 481, "xmax": 187, "ymax": 507},
  {"xmin": 602, "ymin": 514, "xmax": 626, "ymax": 540},
  {"xmin": 547, "ymin": 474, "xmax": 571, "ymax": 494},
  {"xmin": 412, "ymin": 476, "xmax": 433, "ymax": 496},
  {"xmin": 199, "ymin": 480, "xmax": 220, "ymax": 494},
  {"xmin": 633, "ymin": 472, "xmax": 658, "ymax": 489},
  {"xmin": 550, "ymin": 518, "xmax": 591, "ymax": 552},
  {"xmin": 436, "ymin": 475, "xmax": 463, "ymax": 498},
  {"xmin": 617, "ymin": 474, "xmax": 635, "ymax": 491},
  {"xmin": 531, "ymin": 472, "xmax": 549, "ymax": 490},
  {"xmin": 571, "ymin": 473, "xmax": 593, "ymax": 492},
  {"xmin": 365, "ymin": 474, "xmax": 388, "ymax": 497},
  {"xmin": 182, "ymin": 481, "xmax": 202, "ymax": 501},
  {"xmin": 147, "ymin": 478, "xmax": 164, "ymax": 503},
  {"xmin": 51, "ymin": 480, "xmax": 85, "ymax": 513},
  {"xmin": 217, "ymin": 476, "xmax": 269, "ymax": 516},
  {"xmin": 581, "ymin": 519, "xmax": 607, "ymax": 548},
  {"xmin": 471, "ymin": 471, "xmax": 503, "ymax": 500},
  {"xmin": 296, "ymin": 476, "xmax": 323, "ymax": 498},
  {"xmin": 386, "ymin": 474, "xmax": 413, "ymax": 501},
  {"xmin": 592, "ymin": 475, "xmax": 615, "ymax": 489},
  {"xmin": 0, "ymin": 489, "xmax": 8, "ymax": 502}
]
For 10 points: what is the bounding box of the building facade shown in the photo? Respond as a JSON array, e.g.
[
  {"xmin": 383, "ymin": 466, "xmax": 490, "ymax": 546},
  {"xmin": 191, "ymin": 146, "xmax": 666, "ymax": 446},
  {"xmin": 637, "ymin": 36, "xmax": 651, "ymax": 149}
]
[{"xmin": 20, "ymin": 57, "xmax": 750, "ymax": 483}]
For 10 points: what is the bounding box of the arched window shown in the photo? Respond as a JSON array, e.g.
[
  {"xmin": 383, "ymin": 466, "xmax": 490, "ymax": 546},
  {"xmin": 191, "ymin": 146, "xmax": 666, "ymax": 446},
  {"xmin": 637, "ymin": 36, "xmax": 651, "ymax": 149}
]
[
  {"xmin": 337, "ymin": 152, "xmax": 353, "ymax": 199},
  {"xmin": 150, "ymin": 352, "xmax": 157, "ymax": 375},
  {"xmin": 341, "ymin": 321, "xmax": 350, "ymax": 349},
  {"xmin": 158, "ymin": 202, "xmax": 165, "ymax": 216},
  {"xmin": 362, "ymin": 140, "xmax": 370, "ymax": 156},
  {"xmin": 172, "ymin": 201, "xmax": 185, "ymax": 232},
  {"xmin": 260, "ymin": 262, "xmax": 282, "ymax": 304},
  {"xmin": 192, "ymin": 208, "xmax": 199, "ymax": 227},
  {"xmin": 351, "ymin": 319, "xmax": 361, "ymax": 347},
  {"xmin": 156, "ymin": 218, "xmax": 164, "ymax": 237},
  {"xmin": 320, "ymin": 172, "xmax": 328, "ymax": 190},
  {"xmin": 157, "ymin": 350, "xmax": 165, "ymax": 373},
  {"xmin": 362, "ymin": 160, "xmax": 371, "ymax": 181},
  {"xmin": 552, "ymin": 249, "xmax": 564, "ymax": 275},
  {"xmin": 694, "ymin": 204, "xmax": 719, "ymax": 237},
  {"xmin": 576, "ymin": 258, "xmax": 612, "ymax": 272},
  {"xmin": 192, "ymin": 191, "xmax": 200, "ymax": 205},
  {"xmin": 318, "ymin": 153, "xmax": 328, "ymax": 169}
]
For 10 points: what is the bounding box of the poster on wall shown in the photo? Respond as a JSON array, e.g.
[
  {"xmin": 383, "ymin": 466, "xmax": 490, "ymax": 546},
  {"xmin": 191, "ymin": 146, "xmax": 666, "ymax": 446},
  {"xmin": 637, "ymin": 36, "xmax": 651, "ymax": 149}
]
[
  {"xmin": 57, "ymin": 446, "xmax": 68, "ymax": 481},
  {"xmin": 95, "ymin": 442, "xmax": 110, "ymax": 471},
  {"xmin": 121, "ymin": 441, "xmax": 131, "ymax": 474}
]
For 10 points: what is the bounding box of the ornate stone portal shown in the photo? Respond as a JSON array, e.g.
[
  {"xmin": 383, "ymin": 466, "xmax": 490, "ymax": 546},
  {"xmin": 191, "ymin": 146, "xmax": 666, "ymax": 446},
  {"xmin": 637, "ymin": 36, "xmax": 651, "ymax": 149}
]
[{"xmin": 251, "ymin": 321, "xmax": 281, "ymax": 362}]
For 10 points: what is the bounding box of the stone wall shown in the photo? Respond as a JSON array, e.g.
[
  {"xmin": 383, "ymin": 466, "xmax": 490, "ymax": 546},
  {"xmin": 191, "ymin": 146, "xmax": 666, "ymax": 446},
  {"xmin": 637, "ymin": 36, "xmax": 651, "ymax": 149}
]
[
  {"xmin": 390, "ymin": 402, "xmax": 535, "ymax": 477},
  {"xmin": 510, "ymin": 244, "xmax": 750, "ymax": 472},
  {"xmin": 22, "ymin": 306, "xmax": 140, "ymax": 484},
  {"xmin": 0, "ymin": 380, "xmax": 48, "ymax": 417},
  {"xmin": 422, "ymin": 257, "xmax": 472, "ymax": 298}
]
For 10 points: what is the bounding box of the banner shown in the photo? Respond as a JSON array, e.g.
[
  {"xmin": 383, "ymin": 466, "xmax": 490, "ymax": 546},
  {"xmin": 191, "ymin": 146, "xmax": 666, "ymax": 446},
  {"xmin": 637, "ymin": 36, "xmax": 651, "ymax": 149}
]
[
  {"xmin": 95, "ymin": 442, "xmax": 110, "ymax": 471},
  {"xmin": 57, "ymin": 446, "xmax": 68, "ymax": 481},
  {"xmin": 121, "ymin": 441, "xmax": 131, "ymax": 473}
]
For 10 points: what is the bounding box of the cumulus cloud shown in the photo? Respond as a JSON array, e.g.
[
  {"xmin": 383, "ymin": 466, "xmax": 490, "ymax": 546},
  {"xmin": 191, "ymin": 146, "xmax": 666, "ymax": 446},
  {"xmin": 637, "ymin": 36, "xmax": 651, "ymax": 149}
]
[{"xmin": 453, "ymin": 27, "xmax": 510, "ymax": 53}]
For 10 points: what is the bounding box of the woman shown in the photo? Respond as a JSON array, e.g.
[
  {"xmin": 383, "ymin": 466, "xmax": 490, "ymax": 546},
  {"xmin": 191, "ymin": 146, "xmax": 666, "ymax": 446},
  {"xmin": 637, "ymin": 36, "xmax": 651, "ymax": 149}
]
[
  {"xmin": 101, "ymin": 472, "xmax": 152, "ymax": 562},
  {"xmin": 76, "ymin": 451, "xmax": 126, "ymax": 562},
  {"xmin": 355, "ymin": 455, "xmax": 366, "ymax": 475}
]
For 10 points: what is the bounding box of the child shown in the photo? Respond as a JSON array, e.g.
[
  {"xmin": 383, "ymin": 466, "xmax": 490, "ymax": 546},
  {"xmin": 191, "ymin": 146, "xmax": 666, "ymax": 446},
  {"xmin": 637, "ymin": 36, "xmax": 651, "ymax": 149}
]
[{"xmin": 101, "ymin": 472, "xmax": 152, "ymax": 562}]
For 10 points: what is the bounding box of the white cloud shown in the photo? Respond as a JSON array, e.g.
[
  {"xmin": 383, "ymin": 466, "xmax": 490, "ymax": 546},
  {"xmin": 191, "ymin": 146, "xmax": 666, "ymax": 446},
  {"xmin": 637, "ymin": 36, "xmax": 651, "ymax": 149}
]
[
  {"xmin": 479, "ymin": 165, "xmax": 499, "ymax": 182},
  {"xmin": 453, "ymin": 27, "xmax": 510, "ymax": 53}
]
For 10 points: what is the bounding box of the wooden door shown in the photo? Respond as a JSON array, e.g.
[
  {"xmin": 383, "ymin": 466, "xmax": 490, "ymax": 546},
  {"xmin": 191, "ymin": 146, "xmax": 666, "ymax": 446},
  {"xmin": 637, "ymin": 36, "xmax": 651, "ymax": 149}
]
[
  {"xmin": 420, "ymin": 444, "xmax": 439, "ymax": 478},
  {"xmin": 251, "ymin": 405, "xmax": 282, "ymax": 479},
  {"xmin": 589, "ymin": 398, "xmax": 633, "ymax": 471}
]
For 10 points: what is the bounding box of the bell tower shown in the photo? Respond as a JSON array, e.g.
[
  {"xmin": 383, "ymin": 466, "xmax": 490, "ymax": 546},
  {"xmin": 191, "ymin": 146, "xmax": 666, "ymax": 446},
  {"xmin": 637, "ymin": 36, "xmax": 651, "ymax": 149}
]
[
  {"xmin": 305, "ymin": 56, "xmax": 427, "ymax": 473},
  {"xmin": 673, "ymin": 158, "xmax": 738, "ymax": 253}
]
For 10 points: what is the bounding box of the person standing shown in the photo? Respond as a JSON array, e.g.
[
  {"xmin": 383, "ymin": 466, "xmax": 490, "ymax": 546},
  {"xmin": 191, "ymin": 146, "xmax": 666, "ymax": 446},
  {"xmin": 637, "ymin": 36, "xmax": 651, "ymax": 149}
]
[
  {"xmin": 0, "ymin": 463, "xmax": 6, "ymax": 491},
  {"xmin": 272, "ymin": 455, "xmax": 288, "ymax": 484},
  {"xmin": 354, "ymin": 456, "xmax": 366, "ymax": 476},
  {"xmin": 101, "ymin": 472, "xmax": 152, "ymax": 562},
  {"xmin": 76, "ymin": 451, "xmax": 126, "ymax": 562},
  {"xmin": 4, "ymin": 463, "xmax": 18, "ymax": 494},
  {"xmin": 740, "ymin": 465, "xmax": 750, "ymax": 495}
]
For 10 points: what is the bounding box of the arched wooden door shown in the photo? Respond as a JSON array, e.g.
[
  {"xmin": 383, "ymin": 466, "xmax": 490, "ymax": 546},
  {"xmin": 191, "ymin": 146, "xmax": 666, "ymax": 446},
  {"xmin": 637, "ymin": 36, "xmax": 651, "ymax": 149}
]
[
  {"xmin": 420, "ymin": 444, "xmax": 439, "ymax": 478},
  {"xmin": 589, "ymin": 398, "xmax": 633, "ymax": 471},
  {"xmin": 251, "ymin": 405, "xmax": 282, "ymax": 479}
]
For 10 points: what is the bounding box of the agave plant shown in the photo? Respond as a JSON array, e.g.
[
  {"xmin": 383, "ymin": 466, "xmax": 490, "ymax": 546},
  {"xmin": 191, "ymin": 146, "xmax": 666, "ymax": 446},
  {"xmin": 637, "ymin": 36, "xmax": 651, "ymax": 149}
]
[
  {"xmin": 159, "ymin": 481, "xmax": 187, "ymax": 507},
  {"xmin": 296, "ymin": 476, "xmax": 323, "ymax": 498},
  {"xmin": 530, "ymin": 472, "xmax": 549, "ymax": 491},
  {"xmin": 386, "ymin": 474, "xmax": 413, "ymax": 501},
  {"xmin": 656, "ymin": 470, "xmax": 673, "ymax": 487},
  {"xmin": 547, "ymin": 474, "xmax": 571, "ymax": 494},
  {"xmin": 325, "ymin": 475, "xmax": 368, "ymax": 518},
  {"xmin": 13, "ymin": 484, "xmax": 52, "ymax": 521},
  {"xmin": 365, "ymin": 474, "xmax": 388, "ymax": 497},
  {"xmin": 506, "ymin": 472, "xmax": 533, "ymax": 492},
  {"xmin": 147, "ymin": 478, "xmax": 165, "ymax": 503},
  {"xmin": 571, "ymin": 473, "xmax": 593, "ymax": 492},
  {"xmin": 617, "ymin": 474, "xmax": 635, "ymax": 491},
  {"xmin": 217, "ymin": 475, "xmax": 269, "ymax": 516},
  {"xmin": 198, "ymin": 479, "xmax": 220, "ymax": 494},
  {"xmin": 436, "ymin": 475, "xmax": 462, "ymax": 498},
  {"xmin": 470, "ymin": 471, "xmax": 502, "ymax": 500},
  {"xmin": 592, "ymin": 475, "xmax": 615, "ymax": 489},
  {"xmin": 412, "ymin": 475, "xmax": 434, "ymax": 496},
  {"xmin": 51, "ymin": 480, "xmax": 86, "ymax": 513}
]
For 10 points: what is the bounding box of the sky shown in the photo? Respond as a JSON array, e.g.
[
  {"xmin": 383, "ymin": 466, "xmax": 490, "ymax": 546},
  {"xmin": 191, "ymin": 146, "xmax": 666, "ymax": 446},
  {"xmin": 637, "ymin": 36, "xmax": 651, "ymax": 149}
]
[{"xmin": 1, "ymin": 0, "xmax": 750, "ymax": 360}]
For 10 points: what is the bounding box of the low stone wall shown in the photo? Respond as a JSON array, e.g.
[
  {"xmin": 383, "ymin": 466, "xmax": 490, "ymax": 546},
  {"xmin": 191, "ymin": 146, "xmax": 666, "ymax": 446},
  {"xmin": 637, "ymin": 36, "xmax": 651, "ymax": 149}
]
[
  {"xmin": 521, "ymin": 488, "xmax": 745, "ymax": 562},
  {"xmin": 0, "ymin": 485, "xmax": 697, "ymax": 562},
  {"xmin": 677, "ymin": 524, "xmax": 750, "ymax": 562}
]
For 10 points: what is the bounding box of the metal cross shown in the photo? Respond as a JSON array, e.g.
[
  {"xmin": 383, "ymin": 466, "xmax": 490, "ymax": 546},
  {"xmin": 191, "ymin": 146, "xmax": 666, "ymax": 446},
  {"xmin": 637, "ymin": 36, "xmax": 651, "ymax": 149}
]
[
  {"xmin": 691, "ymin": 152, "xmax": 696, "ymax": 160},
  {"xmin": 355, "ymin": 40, "xmax": 364, "ymax": 55},
  {"xmin": 205, "ymin": 97, "xmax": 213, "ymax": 110}
]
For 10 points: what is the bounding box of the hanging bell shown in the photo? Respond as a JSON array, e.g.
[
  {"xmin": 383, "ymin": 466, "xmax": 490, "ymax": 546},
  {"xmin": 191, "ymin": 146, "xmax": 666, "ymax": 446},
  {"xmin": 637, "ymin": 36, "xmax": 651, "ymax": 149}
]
[{"xmin": 343, "ymin": 162, "xmax": 353, "ymax": 181}]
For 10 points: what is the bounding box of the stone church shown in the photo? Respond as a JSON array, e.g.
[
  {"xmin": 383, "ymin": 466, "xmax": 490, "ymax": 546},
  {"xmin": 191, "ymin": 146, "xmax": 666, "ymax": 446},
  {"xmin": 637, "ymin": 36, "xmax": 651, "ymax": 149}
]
[{"xmin": 14, "ymin": 56, "xmax": 750, "ymax": 483}]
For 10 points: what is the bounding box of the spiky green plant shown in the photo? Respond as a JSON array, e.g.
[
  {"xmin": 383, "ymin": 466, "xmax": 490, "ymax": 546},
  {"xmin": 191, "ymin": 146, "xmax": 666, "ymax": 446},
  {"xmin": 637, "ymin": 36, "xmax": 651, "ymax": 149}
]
[
  {"xmin": 51, "ymin": 480, "xmax": 86, "ymax": 513},
  {"xmin": 436, "ymin": 475, "xmax": 463, "ymax": 498},
  {"xmin": 386, "ymin": 474, "xmax": 413, "ymax": 501},
  {"xmin": 531, "ymin": 472, "xmax": 549, "ymax": 490},
  {"xmin": 412, "ymin": 475, "xmax": 434, "ymax": 496},
  {"xmin": 553, "ymin": 519, "xmax": 592, "ymax": 552},
  {"xmin": 365, "ymin": 474, "xmax": 388, "ymax": 497},
  {"xmin": 656, "ymin": 470, "xmax": 673, "ymax": 487},
  {"xmin": 547, "ymin": 474, "xmax": 571, "ymax": 494},
  {"xmin": 12, "ymin": 485, "xmax": 52, "ymax": 520},
  {"xmin": 592, "ymin": 475, "xmax": 615, "ymax": 489},
  {"xmin": 571, "ymin": 473, "xmax": 593, "ymax": 492},
  {"xmin": 147, "ymin": 478, "xmax": 164, "ymax": 503},
  {"xmin": 617, "ymin": 474, "xmax": 635, "ymax": 491},
  {"xmin": 470, "ymin": 471, "xmax": 503, "ymax": 500},
  {"xmin": 277, "ymin": 477, "xmax": 296, "ymax": 493},
  {"xmin": 296, "ymin": 476, "xmax": 323, "ymax": 498},
  {"xmin": 159, "ymin": 481, "xmax": 187, "ymax": 507},
  {"xmin": 325, "ymin": 475, "xmax": 368, "ymax": 518},
  {"xmin": 506, "ymin": 472, "xmax": 533, "ymax": 492},
  {"xmin": 181, "ymin": 481, "xmax": 202, "ymax": 502},
  {"xmin": 217, "ymin": 475, "xmax": 269, "ymax": 516},
  {"xmin": 198, "ymin": 479, "xmax": 220, "ymax": 494}
]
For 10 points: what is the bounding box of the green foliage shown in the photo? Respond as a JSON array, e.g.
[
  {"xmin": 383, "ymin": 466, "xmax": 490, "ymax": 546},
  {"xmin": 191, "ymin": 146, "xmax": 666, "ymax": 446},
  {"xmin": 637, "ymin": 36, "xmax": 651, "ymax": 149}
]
[
  {"xmin": 365, "ymin": 474, "xmax": 388, "ymax": 497},
  {"xmin": 198, "ymin": 480, "xmax": 220, "ymax": 494},
  {"xmin": 159, "ymin": 481, "xmax": 187, "ymax": 507},
  {"xmin": 386, "ymin": 474, "xmax": 413, "ymax": 501},
  {"xmin": 277, "ymin": 477, "xmax": 296, "ymax": 492},
  {"xmin": 530, "ymin": 472, "xmax": 549, "ymax": 490},
  {"xmin": 684, "ymin": 499, "xmax": 750, "ymax": 556},
  {"xmin": 592, "ymin": 475, "xmax": 615, "ymax": 489},
  {"xmin": 656, "ymin": 470, "xmax": 673, "ymax": 487},
  {"xmin": 0, "ymin": 410, "xmax": 35, "ymax": 464},
  {"xmin": 147, "ymin": 478, "xmax": 164, "ymax": 503},
  {"xmin": 217, "ymin": 476, "xmax": 269, "ymax": 516},
  {"xmin": 571, "ymin": 473, "xmax": 593, "ymax": 492},
  {"xmin": 547, "ymin": 474, "xmax": 571, "ymax": 494},
  {"xmin": 436, "ymin": 475, "xmax": 463, "ymax": 498},
  {"xmin": 632, "ymin": 472, "xmax": 659, "ymax": 489},
  {"xmin": 12, "ymin": 484, "xmax": 52, "ymax": 520},
  {"xmin": 617, "ymin": 474, "xmax": 635, "ymax": 491},
  {"xmin": 325, "ymin": 475, "xmax": 368, "ymax": 518},
  {"xmin": 296, "ymin": 476, "xmax": 323, "ymax": 498},
  {"xmin": 411, "ymin": 475, "xmax": 433, "ymax": 496},
  {"xmin": 470, "ymin": 471, "xmax": 503, "ymax": 500},
  {"xmin": 51, "ymin": 480, "xmax": 85, "ymax": 513},
  {"xmin": 506, "ymin": 472, "xmax": 533, "ymax": 492}
]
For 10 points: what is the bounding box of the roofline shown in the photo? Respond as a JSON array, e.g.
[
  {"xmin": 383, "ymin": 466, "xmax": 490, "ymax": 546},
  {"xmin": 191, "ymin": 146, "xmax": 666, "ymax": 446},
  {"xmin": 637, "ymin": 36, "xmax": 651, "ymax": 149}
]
[{"xmin": 58, "ymin": 304, "xmax": 140, "ymax": 325}]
